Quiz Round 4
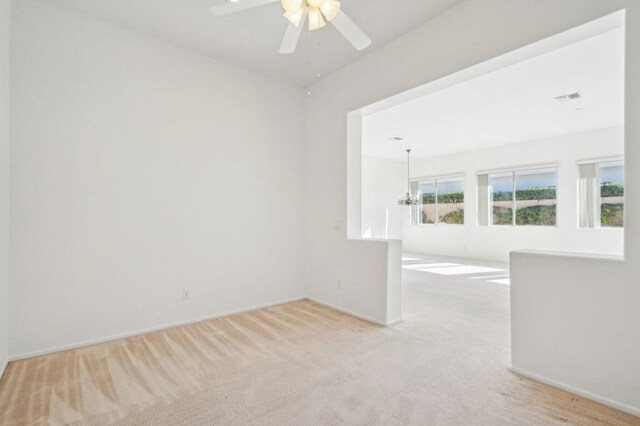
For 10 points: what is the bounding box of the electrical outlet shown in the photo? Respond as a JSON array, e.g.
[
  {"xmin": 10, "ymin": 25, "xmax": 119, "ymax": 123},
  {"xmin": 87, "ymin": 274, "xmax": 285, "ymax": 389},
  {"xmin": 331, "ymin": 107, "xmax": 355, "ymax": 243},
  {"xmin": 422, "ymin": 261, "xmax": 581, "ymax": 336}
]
[{"xmin": 182, "ymin": 290, "xmax": 190, "ymax": 300}]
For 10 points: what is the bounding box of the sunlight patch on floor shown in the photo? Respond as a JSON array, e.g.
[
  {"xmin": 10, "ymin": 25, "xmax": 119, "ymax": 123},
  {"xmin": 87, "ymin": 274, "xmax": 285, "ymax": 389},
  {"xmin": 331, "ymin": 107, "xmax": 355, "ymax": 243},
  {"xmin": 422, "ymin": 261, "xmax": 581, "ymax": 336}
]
[
  {"xmin": 402, "ymin": 262, "xmax": 460, "ymax": 270},
  {"xmin": 421, "ymin": 265, "xmax": 504, "ymax": 275},
  {"xmin": 401, "ymin": 254, "xmax": 511, "ymax": 284},
  {"xmin": 469, "ymin": 274, "xmax": 510, "ymax": 280}
]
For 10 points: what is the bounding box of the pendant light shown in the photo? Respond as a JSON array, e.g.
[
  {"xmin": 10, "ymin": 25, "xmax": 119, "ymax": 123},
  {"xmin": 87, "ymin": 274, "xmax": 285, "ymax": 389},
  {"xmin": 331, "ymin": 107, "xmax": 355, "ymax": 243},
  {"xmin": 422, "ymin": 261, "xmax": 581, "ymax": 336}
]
[{"xmin": 398, "ymin": 149, "xmax": 419, "ymax": 206}]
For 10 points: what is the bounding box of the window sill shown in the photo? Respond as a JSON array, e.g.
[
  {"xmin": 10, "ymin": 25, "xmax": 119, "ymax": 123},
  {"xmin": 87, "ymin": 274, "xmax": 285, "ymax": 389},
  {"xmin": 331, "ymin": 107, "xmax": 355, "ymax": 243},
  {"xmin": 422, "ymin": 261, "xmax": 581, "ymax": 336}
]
[
  {"xmin": 577, "ymin": 226, "xmax": 624, "ymax": 231},
  {"xmin": 412, "ymin": 223, "xmax": 466, "ymax": 227},
  {"xmin": 480, "ymin": 225, "xmax": 559, "ymax": 229}
]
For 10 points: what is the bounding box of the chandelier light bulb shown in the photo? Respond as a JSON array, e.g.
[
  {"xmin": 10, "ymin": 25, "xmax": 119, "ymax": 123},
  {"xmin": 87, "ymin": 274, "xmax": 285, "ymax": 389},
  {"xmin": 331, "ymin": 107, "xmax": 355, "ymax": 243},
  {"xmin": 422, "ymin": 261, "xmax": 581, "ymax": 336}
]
[{"xmin": 308, "ymin": 0, "xmax": 322, "ymax": 7}]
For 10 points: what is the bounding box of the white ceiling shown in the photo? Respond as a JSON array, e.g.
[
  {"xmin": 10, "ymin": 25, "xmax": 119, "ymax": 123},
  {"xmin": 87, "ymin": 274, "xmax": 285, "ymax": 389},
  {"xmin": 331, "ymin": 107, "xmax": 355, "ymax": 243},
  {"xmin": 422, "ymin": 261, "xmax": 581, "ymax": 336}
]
[
  {"xmin": 40, "ymin": 0, "xmax": 465, "ymax": 87},
  {"xmin": 362, "ymin": 28, "xmax": 625, "ymax": 161}
]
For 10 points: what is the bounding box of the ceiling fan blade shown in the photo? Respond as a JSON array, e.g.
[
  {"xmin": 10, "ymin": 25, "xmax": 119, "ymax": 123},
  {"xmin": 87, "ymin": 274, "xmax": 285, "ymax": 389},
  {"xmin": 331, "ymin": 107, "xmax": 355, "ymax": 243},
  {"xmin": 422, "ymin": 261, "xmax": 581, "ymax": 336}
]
[
  {"xmin": 330, "ymin": 10, "xmax": 372, "ymax": 51},
  {"xmin": 279, "ymin": 12, "xmax": 307, "ymax": 54},
  {"xmin": 210, "ymin": 0, "xmax": 279, "ymax": 17}
]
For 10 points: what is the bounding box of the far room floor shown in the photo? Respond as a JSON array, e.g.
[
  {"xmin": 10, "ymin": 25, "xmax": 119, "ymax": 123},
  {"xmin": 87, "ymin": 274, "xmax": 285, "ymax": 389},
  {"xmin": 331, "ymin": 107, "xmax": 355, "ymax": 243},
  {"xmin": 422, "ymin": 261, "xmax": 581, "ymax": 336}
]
[{"xmin": 402, "ymin": 252, "xmax": 510, "ymax": 286}]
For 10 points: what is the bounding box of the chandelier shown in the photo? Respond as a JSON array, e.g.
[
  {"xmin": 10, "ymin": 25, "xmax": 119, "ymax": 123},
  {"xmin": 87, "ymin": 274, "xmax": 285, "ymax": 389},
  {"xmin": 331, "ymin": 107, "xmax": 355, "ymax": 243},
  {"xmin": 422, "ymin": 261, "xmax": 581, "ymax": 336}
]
[
  {"xmin": 281, "ymin": 0, "xmax": 341, "ymax": 30},
  {"xmin": 398, "ymin": 149, "xmax": 419, "ymax": 206}
]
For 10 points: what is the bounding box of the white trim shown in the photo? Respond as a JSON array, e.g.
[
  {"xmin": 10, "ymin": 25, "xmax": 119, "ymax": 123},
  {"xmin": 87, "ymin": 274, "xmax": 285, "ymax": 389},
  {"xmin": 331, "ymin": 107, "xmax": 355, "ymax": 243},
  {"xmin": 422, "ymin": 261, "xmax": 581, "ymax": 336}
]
[
  {"xmin": 476, "ymin": 163, "xmax": 557, "ymax": 176},
  {"xmin": 576, "ymin": 156, "xmax": 624, "ymax": 165},
  {"xmin": 511, "ymin": 248, "xmax": 624, "ymax": 262},
  {"xmin": 480, "ymin": 166, "xmax": 558, "ymax": 227},
  {"xmin": 9, "ymin": 296, "xmax": 306, "ymax": 361},
  {"xmin": 411, "ymin": 174, "xmax": 465, "ymax": 226},
  {"xmin": 510, "ymin": 366, "xmax": 640, "ymax": 418},
  {"xmin": 0, "ymin": 359, "xmax": 7, "ymax": 383},
  {"xmin": 9, "ymin": 296, "xmax": 403, "ymax": 361},
  {"xmin": 410, "ymin": 173, "xmax": 464, "ymax": 183},
  {"xmin": 414, "ymin": 223, "xmax": 465, "ymax": 227},
  {"xmin": 385, "ymin": 318, "xmax": 404, "ymax": 327},
  {"xmin": 306, "ymin": 297, "xmax": 402, "ymax": 327}
]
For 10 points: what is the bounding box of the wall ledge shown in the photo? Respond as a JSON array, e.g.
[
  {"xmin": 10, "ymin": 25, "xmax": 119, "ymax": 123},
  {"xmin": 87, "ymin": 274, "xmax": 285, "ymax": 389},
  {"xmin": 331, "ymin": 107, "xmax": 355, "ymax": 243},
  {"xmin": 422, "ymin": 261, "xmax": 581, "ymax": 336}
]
[{"xmin": 511, "ymin": 249, "xmax": 625, "ymax": 263}]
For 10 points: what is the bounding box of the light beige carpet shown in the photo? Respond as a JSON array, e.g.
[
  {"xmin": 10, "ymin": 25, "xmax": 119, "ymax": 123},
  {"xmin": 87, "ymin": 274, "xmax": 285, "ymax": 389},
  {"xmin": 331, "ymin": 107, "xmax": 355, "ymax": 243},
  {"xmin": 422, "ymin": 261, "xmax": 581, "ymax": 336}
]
[{"xmin": 1, "ymin": 283, "xmax": 639, "ymax": 424}]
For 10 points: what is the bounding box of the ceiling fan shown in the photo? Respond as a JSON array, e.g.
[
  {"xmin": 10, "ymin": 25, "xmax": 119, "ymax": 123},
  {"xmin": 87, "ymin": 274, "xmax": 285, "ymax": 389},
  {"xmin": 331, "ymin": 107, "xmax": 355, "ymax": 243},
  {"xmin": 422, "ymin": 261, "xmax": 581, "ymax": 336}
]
[{"xmin": 210, "ymin": 0, "xmax": 372, "ymax": 54}]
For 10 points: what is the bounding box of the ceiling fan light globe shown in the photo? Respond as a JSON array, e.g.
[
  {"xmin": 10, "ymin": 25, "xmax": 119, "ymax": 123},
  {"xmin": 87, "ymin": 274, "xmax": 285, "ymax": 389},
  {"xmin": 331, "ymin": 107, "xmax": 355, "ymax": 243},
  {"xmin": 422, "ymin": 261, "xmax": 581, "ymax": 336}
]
[
  {"xmin": 281, "ymin": 0, "xmax": 303, "ymax": 13},
  {"xmin": 284, "ymin": 7, "xmax": 305, "ymax": 26},
  {"xmin": 319, "ymin": 0, "xmax": 340, "ymax": 21},
  {"xmin": 308, "ymin": 7, "xmax": 326, "ymax": 30}
]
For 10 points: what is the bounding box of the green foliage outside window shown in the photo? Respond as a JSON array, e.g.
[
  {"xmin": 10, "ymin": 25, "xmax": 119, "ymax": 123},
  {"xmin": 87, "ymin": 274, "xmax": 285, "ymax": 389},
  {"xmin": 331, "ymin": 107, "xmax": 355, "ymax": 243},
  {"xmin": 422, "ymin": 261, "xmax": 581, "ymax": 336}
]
[
  {"xmin": 419, "ymin": 184, "xmax": 623, "ymax": 227},
  {"xmin": 421, "ymin": 192, "xmax": 464, "ymax": 204},
  {"xmin": 420, "ymin": 208, "xmax": 464, "ymax": 224},
  {"xmin": 420, "ymin": 211, "xmax": 434, "ymax": 224},
  {"xmin": 601, "ymin": 182, "xmax": 624, "ymax": 197},
  {"xmin": 492, "ymin": 187, "xmax": 556, "ymax": 201},
  {"xmin": 492, "ymin": 205, "xmax": 557, "ymax": 226},
  {"xmin": 440, "ymin": 209, "xmax": 464, "ymax": 224},
  {"xmin": 515, "ymin": 205, "xmax": 556, "ymax": 226},
  {"xmin": 601, "ymin": 204, "xmax": 624, "ymax": 227},
  {"xmin": 600, "ymin": 183, "xmax": 624, "ymax": 227},
  {"xmin": 492, "ymin": 207, "xmax": 513, "ymax": 225}
]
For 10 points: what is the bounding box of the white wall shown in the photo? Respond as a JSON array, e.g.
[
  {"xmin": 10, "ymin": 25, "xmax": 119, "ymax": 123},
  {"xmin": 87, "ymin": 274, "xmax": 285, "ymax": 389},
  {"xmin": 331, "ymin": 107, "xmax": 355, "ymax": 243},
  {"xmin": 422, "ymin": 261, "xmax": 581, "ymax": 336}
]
[
  {"xmin": 9, "ymin": 0, "xmax": 307, "ymax": 358},
  {"xmin": 511, "ymin": 251, "xmax": 639, "ymax": 415},
  {"xmin": 361, "ymin": 157, "xmax": 404, "ymax": 240},
  {"xmin": 305, "ymin": 0, "xmax": 639, "ymax": 415},
  {"xmin": 394, "ymin": 127, "xmax": 623, "ymax": 261},
  {"xmin": 0, "ymin": 0, "xmax": 10, "ymax": 378}
]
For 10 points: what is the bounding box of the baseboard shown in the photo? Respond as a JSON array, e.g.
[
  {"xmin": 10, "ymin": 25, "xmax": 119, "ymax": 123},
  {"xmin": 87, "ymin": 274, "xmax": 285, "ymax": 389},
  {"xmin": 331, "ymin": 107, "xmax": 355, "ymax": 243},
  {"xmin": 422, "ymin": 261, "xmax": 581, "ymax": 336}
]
[
  {"xmin": 10, "ymin": 296, "xmax": 402, "ymax": 362},
  {"xmin": 385, "ymin": 318, "xmax": 404, "ymax": 327},
  {"xmin": 306, "ymin": 297, "xmax": 402, "ymax": 327},
  {"xmin": 510, "ymin": 366, "xmax": 640, "ymax": 418},
  {"xmin": 10, "ymin": 296, "xmax": 306, "ymax": 361},
  {"xmin": 0, "ymin": 358, "xmax": 7, "ymax": 383}
]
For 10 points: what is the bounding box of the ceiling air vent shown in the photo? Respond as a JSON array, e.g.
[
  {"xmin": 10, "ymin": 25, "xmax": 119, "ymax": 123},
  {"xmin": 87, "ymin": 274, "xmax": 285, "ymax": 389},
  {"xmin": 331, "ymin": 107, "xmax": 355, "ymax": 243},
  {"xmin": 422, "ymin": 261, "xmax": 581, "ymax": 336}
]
[{"xmin": 555, "ymin": 92, "xmax": 582, "ymax": 102}]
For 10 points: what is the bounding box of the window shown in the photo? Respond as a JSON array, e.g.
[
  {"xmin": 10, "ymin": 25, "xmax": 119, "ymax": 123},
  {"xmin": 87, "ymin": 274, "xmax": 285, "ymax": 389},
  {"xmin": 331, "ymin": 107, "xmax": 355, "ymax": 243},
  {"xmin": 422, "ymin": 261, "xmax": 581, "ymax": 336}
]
[
  {"xmin": 515, "ymin": 168, "xmax": 557, "ymax": 226},
  {"xmin": 437, "ymin": 178, "xmax": 465, "ymax": 224},
  {"xmin": 478, "ymin": 166, "xmax": 557, "ymax": 227},
  {"xmin": 489, "ymin": 172, "xmax": 513, "ymax": 226},
  {"xmin": 600, "ymin": 161, "xmax": 624, "ymax": 227},
  {"xmin": 417, "ymin": 180, "xmax": 436, "ymax": 224},
  {"xmin": 413, "ymin": 176, "xmax": 464, "ymax": 225},
  {"xmin": 578, "ymin": 159, "xmax": 624, "ymax": 228}
]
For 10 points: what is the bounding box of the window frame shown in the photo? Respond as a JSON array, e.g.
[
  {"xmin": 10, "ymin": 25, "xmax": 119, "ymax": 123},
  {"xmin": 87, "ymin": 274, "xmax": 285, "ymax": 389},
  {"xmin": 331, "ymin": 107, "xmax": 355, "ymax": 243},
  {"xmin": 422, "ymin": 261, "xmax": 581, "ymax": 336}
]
[
  {"xmin": 576, "ymin": 156, "xmax": 624, "ymax": 230},
  {"xmin": 411, "ymin": 174, "xmax": 465, "ymax": 226},
  {"xmin": 477, "ymin": 164, "xmax": 559, "ymax": 228}
]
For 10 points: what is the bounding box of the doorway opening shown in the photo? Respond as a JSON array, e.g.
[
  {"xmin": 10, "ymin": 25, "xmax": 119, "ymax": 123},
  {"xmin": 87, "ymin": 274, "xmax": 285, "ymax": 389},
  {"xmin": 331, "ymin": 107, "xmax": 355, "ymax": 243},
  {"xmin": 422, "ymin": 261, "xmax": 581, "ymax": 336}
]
[{"xmin": 348, "ymin": 10, "xmax": 625, "ymax": 272}]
